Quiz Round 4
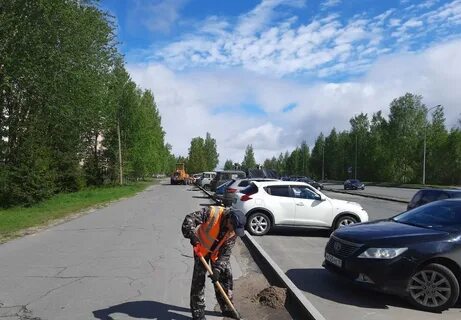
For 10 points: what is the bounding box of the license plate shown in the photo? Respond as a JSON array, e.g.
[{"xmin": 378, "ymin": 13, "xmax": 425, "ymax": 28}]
[{"xmin": 325, "ymin": 253, "xmax": 342, "ymax": 268}]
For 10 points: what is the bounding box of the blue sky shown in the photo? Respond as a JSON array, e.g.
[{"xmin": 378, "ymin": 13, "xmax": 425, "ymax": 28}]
[{"xmin": 99, "ymin": 0, "xmax": 461, "ymax": 165}]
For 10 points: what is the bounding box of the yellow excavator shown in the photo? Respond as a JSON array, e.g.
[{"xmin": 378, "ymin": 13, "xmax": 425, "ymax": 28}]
[{"xmin": 170, "ymin": 163, "xmax": 190, "ymax": 185}]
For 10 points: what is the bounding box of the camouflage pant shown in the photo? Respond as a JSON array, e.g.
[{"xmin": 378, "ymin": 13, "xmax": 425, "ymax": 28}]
[{"xmin": 190, "ymin": 255, "xmax": 233, "ymax": 320}]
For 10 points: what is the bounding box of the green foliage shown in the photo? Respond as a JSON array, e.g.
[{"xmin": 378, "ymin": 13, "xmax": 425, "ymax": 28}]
[
  {"xmin": 204, "ymin": 132, "xmax": 219, "ymax": 171},
  {"xmin": 0, "ymin": 0, "xmax": 174, "ymax": 206},
  {"xmin": 224, "ymin": 159, "xmax": 234, "ymax": 170},
  {"xmin": 306, "ymin": 93, "xmax": 458, "ymax": 185},
  {"xmin": 186, "ymin": 133, "xmax": 219, "ymax": 173},
  {"xmin": 264, "ymin": 93, "xmax": 460, "ymax": 185},
  {"xmin": 187, "ymin": 137, "xmax": 206, "ymax": 173},
  {"xmin": 241, "ymin": 145, "xmax": 257, "ymax": 170}
]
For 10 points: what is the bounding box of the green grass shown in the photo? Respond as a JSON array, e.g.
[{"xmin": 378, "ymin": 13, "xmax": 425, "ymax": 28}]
[{"xmin": 0, "ymin": 180, "xmax": 155, "ymax": 242}]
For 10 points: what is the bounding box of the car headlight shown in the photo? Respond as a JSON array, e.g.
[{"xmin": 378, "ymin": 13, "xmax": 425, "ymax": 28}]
[{"xmin": 358, "ymin": 248, "xmax": 408, "ymax": 259}]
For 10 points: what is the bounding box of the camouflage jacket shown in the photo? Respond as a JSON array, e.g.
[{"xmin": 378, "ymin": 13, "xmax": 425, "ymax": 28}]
[{"xmin": 181, "ymin": 208, "xmax": 236, "ymax": 271}]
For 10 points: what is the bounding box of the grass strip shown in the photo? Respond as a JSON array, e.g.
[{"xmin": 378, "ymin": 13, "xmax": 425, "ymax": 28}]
[{"xmin": 0, "ymin": 180, "xmax": 155, "ymax": 241}]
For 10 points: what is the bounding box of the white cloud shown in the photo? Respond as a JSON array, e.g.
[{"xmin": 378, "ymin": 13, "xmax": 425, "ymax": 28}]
[
  {"xmin": 322, "ymin": 0, "xmax": 342, "ymax": 9},
  {"xmin": 128, "ymin": 0, "xmax": 187, "ymax": 33},
  {"xmin": 236, "ymin": 0, "xmax": 305, "ymax": 36},
  {"xmin": 145, "ymin": 0, "xmax": 461, "ymax": 79},
  {"xmin": 128, "ymin": 39, "xmax": 461, "ymax": 166},
  {"xmin": 403, "ymin": 19, "xmax": 424, "ymax": 28}
]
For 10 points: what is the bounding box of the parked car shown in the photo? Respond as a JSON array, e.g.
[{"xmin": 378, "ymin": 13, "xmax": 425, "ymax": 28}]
[
  {"xmin": 222, "ymin": 178, "xmax": 278, "ymax": 207},
  {"xmin": 407, "ymin": 188, "xmax": 461, "ymax": 210},
  {"xmin": 214, "ymin": 180, "xmax": 235, "ymax": 203},
  {"xmin": 323, "ymin": 199, "xmax": 461, "ymax": 312},
  {"xmin": 246, "ymin": 168, "xmax": 279, "ymax": 179},
  {"xmin": 296, "ymin": 177, "xmax": 324, "ymax": 190},
  {"xmin": 232, "ymin": 181, "xmax": 368, "ymax": 236},
  {"xmin": 199, "ymin": 172, "xmax": 216, "ymax": 189},
  {"xmin": 210, "ymin": 170, "xmax": 246, "ymax": 192},
  {"xmin": 192, "ymin": 173, "xmax": 202, "ymax": 184},
  {"xmin": 344, "ymin": 179, "xmax": 365, "ymax": 190}
]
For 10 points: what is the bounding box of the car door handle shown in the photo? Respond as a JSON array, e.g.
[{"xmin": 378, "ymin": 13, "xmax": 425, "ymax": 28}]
[{"xmin": 296, "ymin": 202, "xmax": 304, "ymax": 206}]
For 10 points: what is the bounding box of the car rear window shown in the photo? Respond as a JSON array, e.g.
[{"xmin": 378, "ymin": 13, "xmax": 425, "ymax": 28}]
[
  {"xmin": 409, "ymin": 190, "xmax": 423, "ymax": 205},
  {"xmin": 421, "ymin": 190, "xmax": 449, "ymax": 204},
  {"xmin": 242, "ymin": 184, "xmax": 258, "ymax": 195},
  {"xmin": 448, "ymin": 191, "xmax": 461, "ymax": 199},
  {"xmin": 238, "ymin": 180, "xmax": 250, "ymax": 187},
  {"xmin": 265, "ymin": 185, "xmax": 290, "ymax": 197}
]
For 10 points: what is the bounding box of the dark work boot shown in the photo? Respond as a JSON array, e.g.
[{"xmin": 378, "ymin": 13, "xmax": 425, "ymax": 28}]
[{"xmin": 192, "ymin": 309, "xmax": 206, "ymax": 320}]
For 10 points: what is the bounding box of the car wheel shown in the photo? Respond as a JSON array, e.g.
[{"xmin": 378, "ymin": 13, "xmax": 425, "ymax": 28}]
[
  {"xmin": 204, "ymin": 184, "xmax": 210, "ymax": 190},
  {"xmin": 344, "ymin": 186, "xmax": 347, "ymax": 190},
  {"xmin": 334, "ymin": 215, "xmax": 358, "ymax": 229},
  {"xmin": 247, "ymin": 212, "xmax": 271, "ymax": 236},
  {"xmin": 407, "ymin": 263, "xmax": 459, "ymax": 312}
]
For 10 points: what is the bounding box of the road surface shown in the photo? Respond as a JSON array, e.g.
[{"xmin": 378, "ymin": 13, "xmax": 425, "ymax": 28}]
[{"xmin": 0, "ymin": 182, "xmax": 238, "ymax": 319}]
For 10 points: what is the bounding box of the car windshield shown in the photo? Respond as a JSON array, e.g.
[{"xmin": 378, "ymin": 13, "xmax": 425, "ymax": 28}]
[
  {"xmin": 350, "ymin": 179, "xmax": 360, "ymax": 183},
  {"xmin": 393, "ymin": 201, "xmax": 461, "ymax": 231}
]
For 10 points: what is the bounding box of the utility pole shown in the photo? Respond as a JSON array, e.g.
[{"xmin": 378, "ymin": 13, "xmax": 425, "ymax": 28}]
[
  {"xmin": 355, "ymin": 134, "xmax": 358, "ymax": 180},
  {"xmin": 117, "ymin": 120, "xmax": 123, "ymax": 185},
  {"xmin": 423, "ymin": 105, "xmax": 441, "ymax": 184},
  {"xmin": 322, "ymin": 143, "xmax": 325, "ymax": 181}
]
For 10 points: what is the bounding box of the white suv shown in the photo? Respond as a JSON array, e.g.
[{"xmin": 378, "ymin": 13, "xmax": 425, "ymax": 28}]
[
  {"xmin": 232, "ymin": 181, "xmax": 368, "ymax": 236},
  {"xmin": 199, "ymin": 172, "xmax": 216, "ymax": 189}
]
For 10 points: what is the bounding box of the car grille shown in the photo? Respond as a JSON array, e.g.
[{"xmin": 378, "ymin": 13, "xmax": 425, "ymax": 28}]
[{"xmin": 326, "ymin": 236, "xmax": 362, "ymax": 258}]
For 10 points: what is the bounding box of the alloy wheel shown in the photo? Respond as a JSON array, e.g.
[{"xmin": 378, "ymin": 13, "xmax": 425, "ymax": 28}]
[
  {"xmin": 408, "ymin": 270, "xmax": 452, "ymax": 308},
  {"xmin": 338, "ymin": 218, "xmax": 356, "ymax": 227},
  {"xmin": 250, "ymin": 215, "xmax": 268, "ymax": 235}
]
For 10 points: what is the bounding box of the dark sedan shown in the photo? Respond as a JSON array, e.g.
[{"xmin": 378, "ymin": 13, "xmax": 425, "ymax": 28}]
[
  {"xmin": 407, "ymin": 188, "xmax": 461, "ymax": 210},
  {"xmin": 344, "ymin": 179, "xmax": 365, "ymax": 190},
  {"xmin": 323, "ymin": 199, "xmax": 461, "ymax": 312},
  {"xmin": 296, "ymin": 177, "xmax": 324, "ymax": 190}
]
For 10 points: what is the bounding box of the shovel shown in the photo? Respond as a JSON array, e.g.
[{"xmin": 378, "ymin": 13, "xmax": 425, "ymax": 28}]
[{"xmin": 197, "ymin": 254, "xmax": 241, "ymax": 319}]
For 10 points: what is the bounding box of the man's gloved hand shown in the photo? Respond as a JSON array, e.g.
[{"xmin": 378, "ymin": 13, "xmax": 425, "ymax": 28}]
[
  {"xmin": 208, "ymin": 268, "xmax": 220, "ymax": 283},
  {"xmin": 190, "ymin": 234, "xmax": 200, "ymax": 246},
  {"xmin": 193, "ymin": 244, "xmax": 203, "ymax": 257}
]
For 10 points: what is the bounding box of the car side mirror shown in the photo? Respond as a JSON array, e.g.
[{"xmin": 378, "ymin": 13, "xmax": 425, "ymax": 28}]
[{"xmin": 315, "ymin": 194, "xmax": 326, "ymax": 201}]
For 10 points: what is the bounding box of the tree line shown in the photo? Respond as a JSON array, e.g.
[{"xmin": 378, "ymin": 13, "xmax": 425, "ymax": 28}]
[
  {"xmin": 0, "ymin": 0, "xmax": 175, "ymax": 207},
  {"xmin": 183, "ymin": 133, "xmax": 219, "ymax": 173},
  {"xmin": 225, "ymin": 94, "xmax": 461, "ymax": 185}
]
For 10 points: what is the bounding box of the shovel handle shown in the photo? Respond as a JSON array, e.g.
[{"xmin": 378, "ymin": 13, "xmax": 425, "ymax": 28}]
[{"xmin": 198, "ymin": 255, "xmax": 240, "ymax": 319}]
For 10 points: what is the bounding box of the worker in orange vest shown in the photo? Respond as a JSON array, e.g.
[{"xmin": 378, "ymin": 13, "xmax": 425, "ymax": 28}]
[{"xmin": 182, "ymin": 206, "xmax": 246, "ymax": 320}]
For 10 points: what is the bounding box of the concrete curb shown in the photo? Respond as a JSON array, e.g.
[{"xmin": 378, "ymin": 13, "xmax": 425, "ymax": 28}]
[
  {"xmin": 195, "ymin": 183, "xmax": 326, "ymax": 320},
  {"xmin": 242, "ymin": 232, "xmax": 326, "ymax": 320},
  {"xmin": 323, "ymin": 188, "xmax": 408, "ymax": 204}
]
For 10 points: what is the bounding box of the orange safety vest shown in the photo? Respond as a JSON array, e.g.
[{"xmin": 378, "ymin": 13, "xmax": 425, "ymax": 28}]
[{"xmin": 195, "ymin": 206, "xmax": 235, "ymax": 262}]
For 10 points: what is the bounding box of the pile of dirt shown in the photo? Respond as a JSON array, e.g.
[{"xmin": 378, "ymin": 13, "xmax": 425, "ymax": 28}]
[
  {"xmin": 220, "ymin": 240, "xmax": 292, "ymax": 320},
  {"xmin": 253, "ymin": 286, "xmax": 287, "ymax": 309}
]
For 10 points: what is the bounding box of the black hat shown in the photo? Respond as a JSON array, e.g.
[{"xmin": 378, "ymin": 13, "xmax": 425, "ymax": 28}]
[{"xmin": 228, "ymin": 209, "xmax": 247, "ymax": 237}]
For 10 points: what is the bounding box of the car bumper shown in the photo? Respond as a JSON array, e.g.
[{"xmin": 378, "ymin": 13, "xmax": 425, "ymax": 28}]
[{"xmin": 323, "ymin": 254, "xmax": 416, "ymax": 296}]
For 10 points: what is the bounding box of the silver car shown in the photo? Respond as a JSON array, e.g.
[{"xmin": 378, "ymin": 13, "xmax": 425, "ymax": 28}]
[{"xmin": 222, "ymin": 178, "xmax": 278, "ymax": 207}]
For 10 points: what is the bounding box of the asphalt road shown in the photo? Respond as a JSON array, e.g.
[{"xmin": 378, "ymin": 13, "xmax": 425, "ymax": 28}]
[
  {"xmin": 254, "ymin": 191, "xmax": 461, "ymax": 320},
  {"xmin": 0, "ymin": 181, "xmax": 240, "ymax": 320},
  {"xmin": 325, "ymin": 184, "xmax": 418, "ymax": 202}
]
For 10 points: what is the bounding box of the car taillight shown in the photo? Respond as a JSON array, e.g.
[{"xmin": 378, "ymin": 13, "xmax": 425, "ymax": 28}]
[
  {"xmin": 240, "ymin": 194, "xmax": 253, "ymax": 201},
  {"xmin": 227, "ymin": 188, "xmax": 237, "ymax": 193}
]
